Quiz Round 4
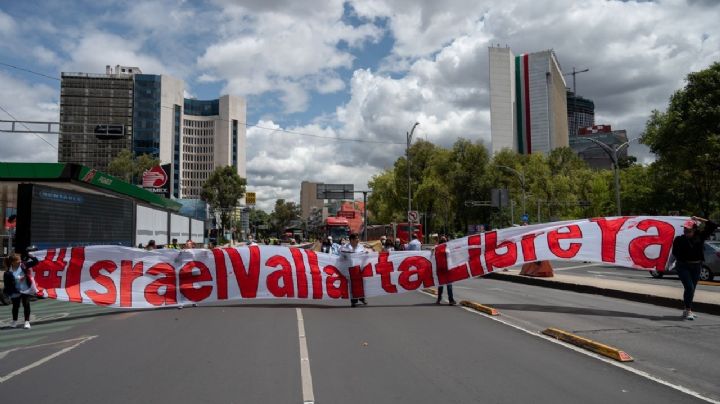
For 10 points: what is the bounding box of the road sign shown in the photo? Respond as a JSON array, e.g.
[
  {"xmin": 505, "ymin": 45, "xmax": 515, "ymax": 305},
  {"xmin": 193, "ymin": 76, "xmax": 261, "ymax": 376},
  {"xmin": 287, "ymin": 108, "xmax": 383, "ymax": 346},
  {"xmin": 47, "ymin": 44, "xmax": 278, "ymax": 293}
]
[
  {"xmin": 491, "ymin": 188, "xmax": 509, "ymax": 208},
  {"xmin": 316, "ymin": 183, "xmax": 354, "ymax": 200},
  {"xmin": 407, "ymin": 210, "xmax": 419, "ymax": 223},
  {"xmin": 246, "ymin": 192, "xmax": 256, "ymax": 205},
  {"xmin": 521, "ymin": 214, "xmax": 529, "ymax": 223}
]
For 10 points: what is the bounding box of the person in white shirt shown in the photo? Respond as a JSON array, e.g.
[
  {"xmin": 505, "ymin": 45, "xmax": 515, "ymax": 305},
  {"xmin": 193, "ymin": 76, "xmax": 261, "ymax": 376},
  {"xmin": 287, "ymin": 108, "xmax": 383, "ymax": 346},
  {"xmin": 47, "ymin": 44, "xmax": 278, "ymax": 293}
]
[
  {"xmin": 407, "ymin": 234, "xmax": 422, "ymax": 251},
  {"xmin": 341, "ymin": 233, "xmax": 368, "ymax": 307}
]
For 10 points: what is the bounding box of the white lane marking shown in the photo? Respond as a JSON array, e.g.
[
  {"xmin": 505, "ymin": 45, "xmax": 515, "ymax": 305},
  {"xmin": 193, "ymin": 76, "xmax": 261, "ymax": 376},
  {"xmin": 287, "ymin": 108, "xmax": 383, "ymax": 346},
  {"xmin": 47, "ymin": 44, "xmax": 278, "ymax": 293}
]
[
  {"xmin": 417, "ymin": 290, "xmax": 719, "ymax": 404},
  {"xmin": 0, "ymin": 335, "xmax": 97, "ymax": 383},
  {"xmin": 552, "ymin": 263, "xmax": 603, "ymax": 271},
  {"xmin": 296, "ymin": 308, "xmax": 315, "ymax": 404}
]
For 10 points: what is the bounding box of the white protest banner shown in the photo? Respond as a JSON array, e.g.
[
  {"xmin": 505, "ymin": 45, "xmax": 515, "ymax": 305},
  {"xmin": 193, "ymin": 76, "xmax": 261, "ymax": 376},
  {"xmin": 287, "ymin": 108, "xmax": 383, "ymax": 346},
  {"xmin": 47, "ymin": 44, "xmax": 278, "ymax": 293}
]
[{"xmin": 29, "ymin": 216, "xmax": 686, "ymax": 308}]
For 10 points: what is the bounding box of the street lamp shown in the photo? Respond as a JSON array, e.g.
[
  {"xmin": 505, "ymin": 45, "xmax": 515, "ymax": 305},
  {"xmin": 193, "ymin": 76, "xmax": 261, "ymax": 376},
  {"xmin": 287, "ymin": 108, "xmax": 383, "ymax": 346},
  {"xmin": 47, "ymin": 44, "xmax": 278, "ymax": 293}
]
[
  {"xmin": 497, "ymin": 165, "xmax": 526, "ymax": 222},
  {"xmin": 407, "ymin": 122, "xmax": 419, "ymax": 227},
  {"xmin": 584, "ymin": 137, "xmax": 638, "ymax": 216}
]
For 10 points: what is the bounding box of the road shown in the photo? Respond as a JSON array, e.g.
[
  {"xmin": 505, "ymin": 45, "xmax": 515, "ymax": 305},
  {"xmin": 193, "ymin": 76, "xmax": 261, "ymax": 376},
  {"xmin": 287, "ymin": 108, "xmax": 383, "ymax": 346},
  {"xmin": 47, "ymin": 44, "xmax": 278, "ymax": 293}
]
[{"xmin": 0, "ymin": 287, "xmax": 715, "ymax": 403}]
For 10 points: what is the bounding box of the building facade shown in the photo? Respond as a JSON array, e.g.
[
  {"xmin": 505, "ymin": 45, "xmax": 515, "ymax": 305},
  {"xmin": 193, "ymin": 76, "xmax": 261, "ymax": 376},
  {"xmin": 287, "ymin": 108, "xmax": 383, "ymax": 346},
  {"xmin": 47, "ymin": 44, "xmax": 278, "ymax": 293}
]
[
  {"xmin": 180, "ymin": 96, "xmax": 246, "ymax": 199},
  {"xmin": 489, "ymin": 47, "xmax": 569, "ymax": 155},
  {"xmin": 300, "ymin": 181, "xmax": 324, "ymax": 220},
  {"xmin": 59, "ymin": 65, "xmax": 246, "ymax": 200},
  {"xmin": 567, "ymin": 91, "xmax": 595, "ymax": 137},
  {"xmin": 569, "ymin": 125, "xmax": 628, "ymax": 169}
]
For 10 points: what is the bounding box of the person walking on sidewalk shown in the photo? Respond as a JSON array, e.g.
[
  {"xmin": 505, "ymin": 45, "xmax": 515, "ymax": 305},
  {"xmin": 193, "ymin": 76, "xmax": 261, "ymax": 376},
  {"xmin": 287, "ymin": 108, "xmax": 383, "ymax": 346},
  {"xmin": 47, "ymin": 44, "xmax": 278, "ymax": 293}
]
[
  {"xmin": 672, "ymin": 216, "xmax": 718, "ymax": 320},
  {"xmin": 3, "ymin": 252, "xmax": 39, "ymax": 329}
]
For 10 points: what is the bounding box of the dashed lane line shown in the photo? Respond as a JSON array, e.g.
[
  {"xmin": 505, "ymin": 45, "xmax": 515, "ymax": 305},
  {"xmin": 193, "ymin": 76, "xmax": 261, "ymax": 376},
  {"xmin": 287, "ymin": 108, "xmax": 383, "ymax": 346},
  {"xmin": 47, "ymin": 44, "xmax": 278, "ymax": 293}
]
[{"xmin": 296, "ymin": 308, "xmax": 315, "ymax": 404}]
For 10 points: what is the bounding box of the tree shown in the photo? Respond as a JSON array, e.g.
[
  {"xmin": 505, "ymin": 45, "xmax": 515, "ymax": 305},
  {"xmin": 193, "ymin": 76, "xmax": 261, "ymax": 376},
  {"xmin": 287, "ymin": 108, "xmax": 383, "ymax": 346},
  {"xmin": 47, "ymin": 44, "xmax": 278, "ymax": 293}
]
[
  {"xmin": 201, "ymin": 166, "xmax": 247, "ymax": 241},
  {"xmin": 270, "ymin": 199, "xmax": 301, "ymax": 236},
  {"xmin": 106, "ymin": 150, "xmax": 160, "ymax": 184},
  {"xmin": 249, "ymin": 208, "xmax": 271, "ymax": 238},
  {"xmin": 642, "ymin": 62, "xmax": 720, "ymax": 217},
  {"xmin": 106, "ymin": 150, "xmax": 135, "ymax": 183}
]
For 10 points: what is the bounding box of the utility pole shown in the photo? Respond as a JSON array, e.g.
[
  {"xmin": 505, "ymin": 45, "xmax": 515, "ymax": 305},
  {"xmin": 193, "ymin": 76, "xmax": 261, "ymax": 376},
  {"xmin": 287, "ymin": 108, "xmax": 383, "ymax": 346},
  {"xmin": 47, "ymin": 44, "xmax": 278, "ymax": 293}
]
[
  {"xmin": 584, "ymin": 137, "xmax": 636, "ymax": 216},
  {"xmin": 406, "ymin": 122, "xmax": 419, "ymax": 231},
  {"xmin": 497, "ymin": 165, "xmax": 526, "ymax": 220}
]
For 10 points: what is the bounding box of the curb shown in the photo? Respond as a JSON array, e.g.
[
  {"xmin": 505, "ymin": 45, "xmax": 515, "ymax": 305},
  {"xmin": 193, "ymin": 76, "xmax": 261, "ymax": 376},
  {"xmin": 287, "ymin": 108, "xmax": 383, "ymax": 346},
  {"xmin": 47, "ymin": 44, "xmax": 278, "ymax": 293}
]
[
  {"xmin": 460, "ymin": 300, "xmax": 500, "ymax": 316},
  {"xmin": 486, "ymin": 272, "xmax": 720, "ymax": 316},
  {"xmin": 542, "ymin": 327, "xmax": 633, "ymax": 362}
]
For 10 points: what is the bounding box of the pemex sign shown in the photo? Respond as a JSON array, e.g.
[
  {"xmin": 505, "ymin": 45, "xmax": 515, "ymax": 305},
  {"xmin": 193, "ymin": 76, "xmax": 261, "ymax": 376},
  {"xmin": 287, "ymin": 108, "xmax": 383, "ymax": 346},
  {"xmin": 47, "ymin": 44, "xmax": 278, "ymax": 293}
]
[{"xmin": 141, "ymin": 164, "xmax": 171, "ymax": 198}]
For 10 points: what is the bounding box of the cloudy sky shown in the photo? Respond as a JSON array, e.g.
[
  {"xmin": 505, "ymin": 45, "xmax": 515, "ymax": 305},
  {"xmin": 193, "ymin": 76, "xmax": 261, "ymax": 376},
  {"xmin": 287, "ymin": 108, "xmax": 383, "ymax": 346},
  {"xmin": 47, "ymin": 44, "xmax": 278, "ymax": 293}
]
[{"xmin": 1, "ymin": 0, "xmax": 718, "ymax": 211}]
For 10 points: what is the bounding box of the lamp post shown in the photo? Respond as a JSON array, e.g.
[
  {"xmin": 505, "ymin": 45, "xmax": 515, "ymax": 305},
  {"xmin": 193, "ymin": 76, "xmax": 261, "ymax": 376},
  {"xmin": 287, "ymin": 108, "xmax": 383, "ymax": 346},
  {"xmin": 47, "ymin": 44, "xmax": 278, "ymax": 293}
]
[
  {"xmin": 407, "ymin": 122, "xmax": 419, "ymax": 229},
  {"xmin": 584, "ymin": 137, "xmax": 637, "ymax": 216},
  {"xmin": 497, "ymin": 165, "xmax": 526, "ymax": 222}
]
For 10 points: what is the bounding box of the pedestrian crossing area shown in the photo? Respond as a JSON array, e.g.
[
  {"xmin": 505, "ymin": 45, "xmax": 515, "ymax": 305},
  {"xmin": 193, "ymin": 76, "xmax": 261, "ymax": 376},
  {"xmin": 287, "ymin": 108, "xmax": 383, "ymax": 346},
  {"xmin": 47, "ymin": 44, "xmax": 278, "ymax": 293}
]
[{"xmin": 0, "ymin": 299, "xmax": 117, "ymax": 350}]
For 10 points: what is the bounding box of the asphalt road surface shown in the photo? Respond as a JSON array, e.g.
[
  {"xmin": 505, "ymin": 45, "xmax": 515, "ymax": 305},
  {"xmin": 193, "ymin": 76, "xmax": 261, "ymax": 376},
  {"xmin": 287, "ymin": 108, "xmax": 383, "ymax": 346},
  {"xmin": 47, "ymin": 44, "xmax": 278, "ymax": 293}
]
[{"xmin": 0, "ymin": 288, "xmax": 715, "ymax": 403}]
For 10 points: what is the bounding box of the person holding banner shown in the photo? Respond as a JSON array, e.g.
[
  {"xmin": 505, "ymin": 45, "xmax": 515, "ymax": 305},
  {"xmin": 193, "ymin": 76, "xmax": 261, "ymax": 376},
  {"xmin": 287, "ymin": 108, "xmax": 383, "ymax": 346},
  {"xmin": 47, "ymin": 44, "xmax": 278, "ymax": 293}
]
[
  {"xmin": 3, "ymin": 252, "xmax": 39, "ymax": 329},
  {"xmin": 672, "ymin": 216, "xmax": 718, "ymax": 320},
  {"xmin": 341, "ymin": 233, "xmax": 368, "ymax": 307},
  {"xmin": 435, "ymin": 235, "xmax": 457, "ymax": 305}
]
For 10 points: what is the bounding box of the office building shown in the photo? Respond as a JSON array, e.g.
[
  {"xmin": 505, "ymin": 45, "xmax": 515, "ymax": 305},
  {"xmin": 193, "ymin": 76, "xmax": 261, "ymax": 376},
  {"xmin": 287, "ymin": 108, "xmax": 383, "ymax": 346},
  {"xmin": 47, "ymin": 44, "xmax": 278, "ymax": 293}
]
[
  {"xmin": 180, "ymin": 96, "xmax": 246, "ymax": 199},
  {"xmin": 489, "ymin": 47, "xmax": 569, "ymax": 155},
  {"xmin": 570, "ymin": 125, "xmax": 628, "ymax": 169},
  {"xmin": 300, "ymin": 181, "xmax": 324, "ymax": 220},
  {"xmin": 59, "ymin": 65, "xmax": 246, "ymax": 199},
  {"xmin": 567, "ymin": 91, "xmax": 595, "ymax": 137}
]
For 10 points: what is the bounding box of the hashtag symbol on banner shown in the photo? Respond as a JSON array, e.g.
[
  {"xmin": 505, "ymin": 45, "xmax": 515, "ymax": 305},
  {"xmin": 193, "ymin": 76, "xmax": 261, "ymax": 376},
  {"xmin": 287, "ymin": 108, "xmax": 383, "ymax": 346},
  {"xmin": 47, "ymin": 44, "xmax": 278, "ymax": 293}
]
[{"xmin": 34, "ymin": 249, "xmax": 68, "ymax": 299}]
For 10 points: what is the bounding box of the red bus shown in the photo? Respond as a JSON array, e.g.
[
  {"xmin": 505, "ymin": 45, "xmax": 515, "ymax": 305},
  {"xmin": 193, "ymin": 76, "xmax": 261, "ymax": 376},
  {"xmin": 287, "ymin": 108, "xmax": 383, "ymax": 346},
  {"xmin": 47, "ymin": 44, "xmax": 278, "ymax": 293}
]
[{"xmin": 324, "ymin": 216, "xmax": 351, "ymax": 241}]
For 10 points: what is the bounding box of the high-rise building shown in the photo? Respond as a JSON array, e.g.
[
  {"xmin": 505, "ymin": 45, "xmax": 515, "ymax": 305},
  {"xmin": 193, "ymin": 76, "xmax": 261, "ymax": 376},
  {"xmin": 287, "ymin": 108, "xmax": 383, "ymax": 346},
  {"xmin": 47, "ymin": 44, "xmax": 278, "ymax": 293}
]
[
  {"xmin": 489, "ymin": 47, "xmax": 569, "ymax": 155},
  {"xmin": 300, "ymin": 181, "xmax": 324, "ymax": 220},
  {"xmin": 59, "ymin": 65, "xmax": 246, "ymax": 199},
  {"xmin": 569, "ymin": 125, "xmax": 628, "ymax": 169},
  {"xmin": 567, "ymin": 91, "xmax": 595, "ymax": 137},
  {"xmin": 181, "ymin": 96, "xmax": 246, "ymax": 199}
]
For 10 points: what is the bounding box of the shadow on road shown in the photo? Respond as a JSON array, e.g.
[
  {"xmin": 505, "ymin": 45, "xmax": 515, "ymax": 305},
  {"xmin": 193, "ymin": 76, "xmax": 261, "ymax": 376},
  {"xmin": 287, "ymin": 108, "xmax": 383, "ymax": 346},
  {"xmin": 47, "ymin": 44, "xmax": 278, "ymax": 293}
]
[
  {"xmin": 489, "ymin": 303, "xmax": 684, "ymax": 322},
  {"xmin": 200, "ymin": 302, "xmax": 441, "ymax": 309}
]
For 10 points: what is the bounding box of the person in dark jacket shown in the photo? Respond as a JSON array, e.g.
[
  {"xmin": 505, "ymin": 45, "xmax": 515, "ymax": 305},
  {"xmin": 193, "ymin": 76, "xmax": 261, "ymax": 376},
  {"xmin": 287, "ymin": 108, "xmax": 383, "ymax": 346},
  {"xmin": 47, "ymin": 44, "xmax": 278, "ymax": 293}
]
[
  {"xmin": 671, "ymin": 216, "xmax": 718, "ymax": 320},
  {"xmin": 435, "ymin": 235, "xmax": 456, "ymax": 305},
  {"xmin": 3, "ymin": 252, "xmax": 39, "ymax": 329}
]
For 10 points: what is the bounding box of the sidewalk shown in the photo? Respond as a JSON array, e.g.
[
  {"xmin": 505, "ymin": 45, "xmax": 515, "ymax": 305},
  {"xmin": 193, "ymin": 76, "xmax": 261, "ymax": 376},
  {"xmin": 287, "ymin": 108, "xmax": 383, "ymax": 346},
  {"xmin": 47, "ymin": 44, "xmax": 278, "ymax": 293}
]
[{"xmin": 487, "ymin": 269, "xmax": 720, "ymax": 315}]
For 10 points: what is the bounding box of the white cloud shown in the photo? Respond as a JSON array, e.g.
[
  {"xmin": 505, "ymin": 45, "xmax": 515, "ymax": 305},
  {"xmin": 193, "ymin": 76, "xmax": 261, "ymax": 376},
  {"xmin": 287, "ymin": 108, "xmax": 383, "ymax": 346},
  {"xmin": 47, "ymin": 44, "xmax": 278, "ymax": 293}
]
[
  {"xmin": 197, "ymin": 0, "xmax": 382, "ymax": 112},
  {"xmin": 32, "ymin": 45, "xmax": 61, "ymax": 66},
  {"xmin": 0, "ymin": 9, "xmax": 15, "ymax": 36},
  {"xmin": 62, "ymin": 32, "xmax": 168, "ymax": 75}
]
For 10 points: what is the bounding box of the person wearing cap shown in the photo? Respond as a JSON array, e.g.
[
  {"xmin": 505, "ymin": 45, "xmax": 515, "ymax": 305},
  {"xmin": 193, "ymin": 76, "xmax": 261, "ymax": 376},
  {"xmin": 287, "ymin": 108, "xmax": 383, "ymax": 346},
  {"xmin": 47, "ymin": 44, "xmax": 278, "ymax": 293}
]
[
  {"xmin": 672, "ymin": 216, "xmax": 718, "ymax": 320},
  {"xmin": 340, "ymin": 233, "xmax": 368, "ymax": 307}
]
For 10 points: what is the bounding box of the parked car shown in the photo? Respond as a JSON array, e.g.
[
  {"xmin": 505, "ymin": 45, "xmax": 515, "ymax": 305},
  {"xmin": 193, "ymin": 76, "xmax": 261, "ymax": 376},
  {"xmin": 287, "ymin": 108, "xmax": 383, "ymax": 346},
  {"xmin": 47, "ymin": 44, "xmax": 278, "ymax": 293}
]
[{"xmin": 650, "ymin": 241, "xmax": 720, "ymax": 281}]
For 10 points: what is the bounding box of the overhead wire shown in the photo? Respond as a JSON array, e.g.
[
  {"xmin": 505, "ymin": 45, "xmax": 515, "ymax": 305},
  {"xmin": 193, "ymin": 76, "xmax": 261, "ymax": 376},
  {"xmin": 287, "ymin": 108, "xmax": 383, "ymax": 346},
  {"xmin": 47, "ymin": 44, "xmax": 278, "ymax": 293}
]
[
  {"xmin": 0, "ymin": 104, "xmax": 58, "ymax": 150},
  {"xmin": 0, "ymin": 61, "xmax": 407, "ymax": 146}
]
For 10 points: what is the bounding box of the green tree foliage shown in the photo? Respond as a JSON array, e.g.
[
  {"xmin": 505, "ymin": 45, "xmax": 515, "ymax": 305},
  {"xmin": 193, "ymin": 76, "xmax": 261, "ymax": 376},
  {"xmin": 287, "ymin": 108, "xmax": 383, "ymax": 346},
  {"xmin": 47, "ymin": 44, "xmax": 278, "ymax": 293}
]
[
  {"xmin": 106, "ymin": 150, "xmax": 160, "ymax": 184},
  {"xmin": 270, "ymin": 199, "xmax": 301, "ymax": 236},
  {"xmin": 642, "ymin": 62, "xmax": 720, "ymax": 216},
  {"xmin": 201, "ymin": 166, "xmax": 247, "ymax": 237}
]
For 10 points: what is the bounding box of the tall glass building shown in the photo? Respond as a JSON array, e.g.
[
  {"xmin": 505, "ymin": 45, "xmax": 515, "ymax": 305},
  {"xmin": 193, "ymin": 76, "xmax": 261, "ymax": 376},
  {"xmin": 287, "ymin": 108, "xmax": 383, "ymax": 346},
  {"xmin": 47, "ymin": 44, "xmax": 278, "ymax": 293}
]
[
  {"xmin": 59, "ymin": 65, "xmax": 246, "ymax": 199},
  {"xmin": 566, "ymin": 91, "xmax": 595, "ymax": 137}
]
